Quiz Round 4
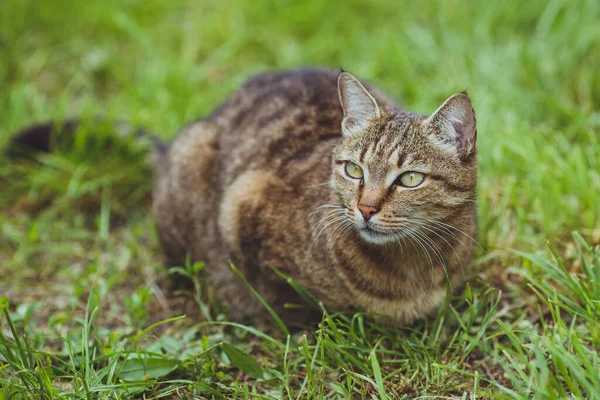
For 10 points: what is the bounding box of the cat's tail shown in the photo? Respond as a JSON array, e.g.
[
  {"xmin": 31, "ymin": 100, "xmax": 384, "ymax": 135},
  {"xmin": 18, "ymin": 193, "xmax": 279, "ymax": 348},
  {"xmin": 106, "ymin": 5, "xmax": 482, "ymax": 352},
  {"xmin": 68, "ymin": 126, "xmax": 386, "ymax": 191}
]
[{"xmin": 6, "ymin": 118, "xmax": 167, "ymax": 160}]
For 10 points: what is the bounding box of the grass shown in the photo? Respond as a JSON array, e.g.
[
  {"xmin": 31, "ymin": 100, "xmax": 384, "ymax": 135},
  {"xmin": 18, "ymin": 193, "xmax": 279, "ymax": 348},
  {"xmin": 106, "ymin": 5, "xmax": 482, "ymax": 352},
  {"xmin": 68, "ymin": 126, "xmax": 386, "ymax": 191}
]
[{"xmin": 0, "ymin": 0, "xmax": 599, "ymax": 398}]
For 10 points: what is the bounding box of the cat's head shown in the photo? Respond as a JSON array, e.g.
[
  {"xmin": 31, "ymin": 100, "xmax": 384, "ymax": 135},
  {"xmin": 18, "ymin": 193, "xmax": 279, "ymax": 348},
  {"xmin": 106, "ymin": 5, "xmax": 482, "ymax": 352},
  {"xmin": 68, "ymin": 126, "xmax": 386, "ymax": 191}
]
[{"xmin": 331, "ymin": 72, "xmax": 477, "ymax": 245}]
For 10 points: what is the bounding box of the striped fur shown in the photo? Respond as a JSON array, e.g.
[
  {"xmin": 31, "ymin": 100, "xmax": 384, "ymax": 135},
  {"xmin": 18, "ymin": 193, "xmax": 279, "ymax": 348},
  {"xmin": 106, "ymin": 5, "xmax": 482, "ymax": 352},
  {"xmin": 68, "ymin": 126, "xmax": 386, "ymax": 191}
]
[{"xmin": 153, "ymin": 68, "xmax": 478, "ymax": 326}]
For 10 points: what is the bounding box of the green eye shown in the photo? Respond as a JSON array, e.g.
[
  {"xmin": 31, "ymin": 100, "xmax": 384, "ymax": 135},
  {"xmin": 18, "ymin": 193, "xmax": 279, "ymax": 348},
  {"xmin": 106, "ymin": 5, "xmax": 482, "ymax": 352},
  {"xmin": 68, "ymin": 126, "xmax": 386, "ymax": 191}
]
[
  {"xmin": 397, "ymin": 171, "xmax": 425, "ymax": 187},
  {"xmin": 345, "ymin": 161, "xmax": 364, "ymax": 179}
]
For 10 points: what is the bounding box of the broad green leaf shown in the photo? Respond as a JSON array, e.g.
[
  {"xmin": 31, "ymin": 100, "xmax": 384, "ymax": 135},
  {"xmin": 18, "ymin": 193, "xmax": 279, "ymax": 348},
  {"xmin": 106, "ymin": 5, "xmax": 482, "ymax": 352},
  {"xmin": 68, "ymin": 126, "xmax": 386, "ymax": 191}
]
[
  {"xmin": 222, "ymin": 342, "xmax": 264, "ymax": 379},
  {"xmin": 118, "ymin": 357, "xmax": 179, "ymax": 381}
]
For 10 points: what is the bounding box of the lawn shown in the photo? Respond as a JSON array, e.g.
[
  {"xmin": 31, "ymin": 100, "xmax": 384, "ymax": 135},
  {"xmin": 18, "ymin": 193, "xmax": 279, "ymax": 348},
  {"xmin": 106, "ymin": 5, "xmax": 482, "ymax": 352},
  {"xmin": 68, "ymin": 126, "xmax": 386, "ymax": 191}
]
[{"xmin": 1, "ymin": 0, "xmax": 599, "ymax": 398}]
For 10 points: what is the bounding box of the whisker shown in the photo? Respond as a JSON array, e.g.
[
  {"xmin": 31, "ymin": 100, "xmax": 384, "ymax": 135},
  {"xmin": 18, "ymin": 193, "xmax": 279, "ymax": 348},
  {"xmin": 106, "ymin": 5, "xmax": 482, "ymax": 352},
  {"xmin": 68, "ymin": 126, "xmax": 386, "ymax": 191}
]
[
  {"xmin": 308, "ymin": 209, "xmax": 345, "ymax": 234},
  {"xmin": 330, "ymin": 220, "xmax": 354, "ymax": 250},
  {"xmin": 409, "ymin": 227, "xmax": 453, "ymax": 295},
  {"xmin": 378, "ymin": 216, "xmax": 485, "ymax": 254},
  {"xmin": 415, "ymin": 221, "xmax": 466, "ymax": 281},
  {"xmin": 310, "ymin": 214, "xmax": 348, "ymax": 251},
  {"xmin": 308, "ymin": 203, "xmax": 343, "ymax": 217},
  {"xmin": 420, "ymin": 218, "xmax": 485, "ymax": 253},
  {"xmin": 327, "ymin": 219, "xmax": 348, "ymax": 244},
  {"xmin": 397, "ymin": 226, "xmax": 434, "ymax": 294},
  {"xmin": 414, "ymin": 223, "xmax": 464, "ymax": 285},
  {"xmin": 310, "ymin": 214, "xmax": 346, "ymax": 239},
  {"xmin": 412, "ymin": 219, "xmax": 470, "ymax": 253},
  {"xmin": 408, "ymin": 229, "xmax": 436, "ymax": 295}
]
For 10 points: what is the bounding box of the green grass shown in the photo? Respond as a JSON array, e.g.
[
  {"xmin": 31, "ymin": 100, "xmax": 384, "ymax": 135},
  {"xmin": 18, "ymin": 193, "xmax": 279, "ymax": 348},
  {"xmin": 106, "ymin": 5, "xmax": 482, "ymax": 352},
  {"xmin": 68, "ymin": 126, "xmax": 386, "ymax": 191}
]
[{"xmin": 1, "ymin": 0, "xmax": 599, "ymax": 398}]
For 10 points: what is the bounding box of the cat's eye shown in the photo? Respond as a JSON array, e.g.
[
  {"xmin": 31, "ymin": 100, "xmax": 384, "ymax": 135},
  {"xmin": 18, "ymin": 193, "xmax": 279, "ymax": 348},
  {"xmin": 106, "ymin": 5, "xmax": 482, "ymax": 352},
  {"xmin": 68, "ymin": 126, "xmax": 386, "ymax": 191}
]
[
  {"xmin": 397, "ymin": 171, "xmax": 425, "ymax": 187},
  {"xmin": 345, "ymin": 161, "xmax": 364, "ymax": 179}
]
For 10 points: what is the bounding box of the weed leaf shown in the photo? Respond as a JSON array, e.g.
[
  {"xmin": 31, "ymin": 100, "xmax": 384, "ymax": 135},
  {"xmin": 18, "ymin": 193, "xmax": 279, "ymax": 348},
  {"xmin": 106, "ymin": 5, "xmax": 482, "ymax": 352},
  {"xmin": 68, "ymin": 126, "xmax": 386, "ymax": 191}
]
[
  {"xmin": 222, "ymin": 342, "xmax": 264, "ymax": 379},
  {"xmin": 118, "ymin": 357, "xmax": 179, "ymax": 381}
]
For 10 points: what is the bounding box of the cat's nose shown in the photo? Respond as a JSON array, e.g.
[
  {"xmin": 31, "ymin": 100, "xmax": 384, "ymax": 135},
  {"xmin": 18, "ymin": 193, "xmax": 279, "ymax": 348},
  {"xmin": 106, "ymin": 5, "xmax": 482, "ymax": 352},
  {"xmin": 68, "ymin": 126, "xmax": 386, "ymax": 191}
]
[{"xmin": 358, "ymin": 205, "xmax": 378, "ymax": 221}]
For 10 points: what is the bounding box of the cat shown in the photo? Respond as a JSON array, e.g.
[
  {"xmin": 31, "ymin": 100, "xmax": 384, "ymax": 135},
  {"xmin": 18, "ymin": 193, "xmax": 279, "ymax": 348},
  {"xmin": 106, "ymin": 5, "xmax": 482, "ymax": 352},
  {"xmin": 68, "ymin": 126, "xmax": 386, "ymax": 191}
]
[
  {"xmin": 9, "ymin": 68, "xmax": 478, "ymax": 327},
  {"xmin": 152, "ymin": 68, "xmax": 478, "ymax": 326}
]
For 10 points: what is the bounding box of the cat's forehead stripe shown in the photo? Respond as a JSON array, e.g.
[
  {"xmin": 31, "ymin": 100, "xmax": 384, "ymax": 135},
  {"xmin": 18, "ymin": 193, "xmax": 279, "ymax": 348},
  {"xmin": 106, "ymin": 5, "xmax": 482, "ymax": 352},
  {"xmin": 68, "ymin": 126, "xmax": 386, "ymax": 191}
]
[
  {"xmin": 359, "ymin": 143, "xmax": 369, "ymax": 163},
  {"xmin": 386, "ymin": 131, "xmax": 408, "ymax": 161},
  {"xmin": 360, "ymin": 140, "xmax": 376, "ymax": 163},
  {"xmin": 399, "ymin": 153, "xmax": 413, "ymax": 167},
  {"xmin": 373, "ymin": 134, "xmax": 389, "ymax": 158},
  {"xmin": 396, "ymin": 152, "xmax": 407, "ymax": 167}
]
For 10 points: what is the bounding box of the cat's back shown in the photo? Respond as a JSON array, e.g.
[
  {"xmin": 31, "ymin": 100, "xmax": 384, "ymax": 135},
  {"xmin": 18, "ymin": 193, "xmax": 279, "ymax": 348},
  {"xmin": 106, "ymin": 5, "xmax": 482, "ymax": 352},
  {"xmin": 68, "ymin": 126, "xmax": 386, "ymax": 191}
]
[
  {"xmin": 207, "ymin": 69, "xmax": 346, "ymax": 184},
  {"xmin": 212, "ymin": 68, "xmax": 342, "ymax": 134}
]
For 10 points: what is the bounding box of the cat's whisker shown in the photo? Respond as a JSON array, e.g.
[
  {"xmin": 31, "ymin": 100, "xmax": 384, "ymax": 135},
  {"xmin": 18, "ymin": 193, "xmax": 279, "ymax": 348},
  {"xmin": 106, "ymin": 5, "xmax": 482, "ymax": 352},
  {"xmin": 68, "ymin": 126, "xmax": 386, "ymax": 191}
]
[
  {"xmin": 412, "ymin": 223, "xmax": 464, "ymax": 285},
  {"xmin": 308, "ymin": 204, "xmax": 343, "ymax": 217},
  {"xmin": 371, "ymin": 222, "xmax": 457, "ymax": 287},
  {"xmin": 411, "ymin": 219, "xmax": 470, "ymax": 253},
  {"xmin": 386, "ymin": 216, "xmax": 481, "ymax": 255},
  {"xmin": 415, "ymin": 222, "xmax": 466, "ymax": 281},
  {"xmin": 326, "ymin": 219, "xmax": 346, "ymax": 246},
  {"xmin": 310, "ymin": 217, "xmax": 352, "ymax": 258},
  {"xmin": 309, "ymin": 209, "xmax": 343, "ymax": 226},
  {"xmin": 419, "ymin": 218, "xmax": 485, "ymax": 253},
  {"xmin": 408, "ymin": 227, "xmax": 443, "ymax": 267},
  {"xmin": 308, "ymin": 204, "xmax": 341, "ymax": 217},
  {"xmin": 308, "ymin": 209, "xmax": 346, "ymax": 235},
  {"xmin": 309, "ymin": 214, "xmax": 349, "ymax": 252},
  {"xmin": 398, "ymin": 227, "xmax": 435, "ymax": 294},
  {"xmin": 396, "ymin": 230, "xmax": 407, "ymax": 254},
  {"xmin": 309, "ymin": 207, "xmax": 344, "ymax": 225},
  {"xmin": 330, "ymin": 220, "xmax": 354, "ymax": 250},
  {"xmin": 406, "ymin": 226, "xmax": 453, "ymax": 295}
]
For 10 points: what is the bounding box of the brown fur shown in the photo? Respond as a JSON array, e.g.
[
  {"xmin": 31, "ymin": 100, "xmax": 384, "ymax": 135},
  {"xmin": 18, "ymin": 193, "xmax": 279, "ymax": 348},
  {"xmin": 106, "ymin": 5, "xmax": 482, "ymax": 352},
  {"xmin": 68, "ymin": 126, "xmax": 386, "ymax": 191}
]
[{"xmin": 153, "ymin": 68, "xmax": 478, "ymax": 326}]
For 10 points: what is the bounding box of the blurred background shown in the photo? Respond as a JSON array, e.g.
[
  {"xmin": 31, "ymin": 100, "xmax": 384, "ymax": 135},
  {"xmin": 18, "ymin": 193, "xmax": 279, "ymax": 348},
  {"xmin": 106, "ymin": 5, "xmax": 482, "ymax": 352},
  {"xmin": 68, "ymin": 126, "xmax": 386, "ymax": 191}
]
[
  {"xmin": 0, "ymin": 1, "xmax": 599, "ymax": 397},
  {"xmin": 1, "ymin": 0, "xmax": 598, "ymax": 249}
]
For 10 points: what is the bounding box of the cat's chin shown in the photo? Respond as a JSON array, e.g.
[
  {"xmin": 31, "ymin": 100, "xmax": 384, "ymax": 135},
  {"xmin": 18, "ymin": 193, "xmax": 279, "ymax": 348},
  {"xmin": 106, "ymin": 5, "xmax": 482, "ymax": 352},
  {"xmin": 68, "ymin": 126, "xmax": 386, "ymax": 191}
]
[{"xmin": 358, "ymin": 226, "xmax": 396, "ymax": 245}]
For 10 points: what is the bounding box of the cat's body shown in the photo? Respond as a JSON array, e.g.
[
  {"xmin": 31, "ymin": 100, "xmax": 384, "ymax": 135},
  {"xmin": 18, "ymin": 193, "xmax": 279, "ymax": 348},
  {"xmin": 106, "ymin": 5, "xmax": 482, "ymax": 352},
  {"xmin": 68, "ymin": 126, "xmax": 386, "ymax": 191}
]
[{"xmin": 152, "ymin": 68, "xmax": 478, "ymax": 326}]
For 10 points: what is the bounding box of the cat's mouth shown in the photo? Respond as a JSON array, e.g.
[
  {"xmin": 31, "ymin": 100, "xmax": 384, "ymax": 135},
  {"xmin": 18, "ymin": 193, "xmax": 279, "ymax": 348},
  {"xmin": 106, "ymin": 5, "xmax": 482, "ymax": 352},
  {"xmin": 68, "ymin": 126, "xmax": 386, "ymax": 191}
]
[{"xmin": 358, "ymin": 225, "xmax": 393, "ymax": 244}]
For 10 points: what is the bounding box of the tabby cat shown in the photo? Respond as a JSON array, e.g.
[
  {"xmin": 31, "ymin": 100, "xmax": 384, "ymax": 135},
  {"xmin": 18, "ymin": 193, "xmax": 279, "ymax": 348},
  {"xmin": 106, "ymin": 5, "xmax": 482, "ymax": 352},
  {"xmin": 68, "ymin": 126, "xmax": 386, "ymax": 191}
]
[{"xmin": 152, "ymin": 68, "xmax": 478, "ymax": 326}]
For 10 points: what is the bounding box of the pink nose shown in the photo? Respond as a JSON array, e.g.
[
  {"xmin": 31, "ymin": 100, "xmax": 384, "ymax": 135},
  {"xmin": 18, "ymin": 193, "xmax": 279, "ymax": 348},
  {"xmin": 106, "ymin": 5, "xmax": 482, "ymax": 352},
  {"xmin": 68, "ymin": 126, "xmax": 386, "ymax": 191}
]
[{"xmin": 358, "ymin": 205, "xmax": 378, "ymax": 221}]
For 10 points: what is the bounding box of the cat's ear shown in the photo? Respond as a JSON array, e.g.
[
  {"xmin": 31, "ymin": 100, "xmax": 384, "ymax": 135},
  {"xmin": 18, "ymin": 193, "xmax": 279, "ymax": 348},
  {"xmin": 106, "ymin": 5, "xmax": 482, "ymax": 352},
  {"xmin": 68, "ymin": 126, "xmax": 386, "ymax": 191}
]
[
  {"xmin": 426, "ymin": 92, "xmax": 477, "ymax": 160},
  {"xmin": 338, "ymin": 72, "xmax": 381, "ymax": 137}
]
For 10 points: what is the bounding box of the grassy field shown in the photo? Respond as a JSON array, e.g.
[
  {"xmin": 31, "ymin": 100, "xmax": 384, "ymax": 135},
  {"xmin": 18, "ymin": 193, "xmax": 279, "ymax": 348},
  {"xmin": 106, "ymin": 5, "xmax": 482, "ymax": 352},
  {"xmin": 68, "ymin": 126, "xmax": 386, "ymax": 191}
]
[{"xmin": 1, "ymin": 0, "xmax": 599, "ymax": 398}]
